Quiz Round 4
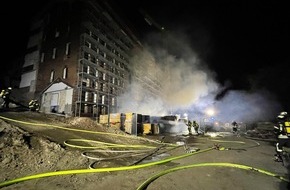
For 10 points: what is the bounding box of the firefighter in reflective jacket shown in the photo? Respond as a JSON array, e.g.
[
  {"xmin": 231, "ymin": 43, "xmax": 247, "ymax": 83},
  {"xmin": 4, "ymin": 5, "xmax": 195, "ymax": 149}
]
[
  {"xmin": 0, "ymin": 87, "xmax": 12, "ymax": 108},
  {"xmin": 187, "ymin": 120, "xmax": 193, "ymax": 135},
  {"xmin": 29, "ymin": 99, "xmax": 40, "ymax": 112},
  {"xmin": 274, "ymin": 111, "xmax": 290, "ymax": 162}
]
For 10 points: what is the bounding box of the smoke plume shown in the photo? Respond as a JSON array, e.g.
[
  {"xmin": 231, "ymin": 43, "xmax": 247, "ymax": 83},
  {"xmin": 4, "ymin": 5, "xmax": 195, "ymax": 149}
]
[{"xmin": 117, "ymin": 30, "xmax": 282, "ymax": 124}]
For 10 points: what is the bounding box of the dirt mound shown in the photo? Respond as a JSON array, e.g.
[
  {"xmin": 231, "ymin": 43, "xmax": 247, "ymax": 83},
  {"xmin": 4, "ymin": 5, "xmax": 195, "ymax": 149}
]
[{"xmin": 0, "ymin": 118, "xmax": 89, "ymax": 182}]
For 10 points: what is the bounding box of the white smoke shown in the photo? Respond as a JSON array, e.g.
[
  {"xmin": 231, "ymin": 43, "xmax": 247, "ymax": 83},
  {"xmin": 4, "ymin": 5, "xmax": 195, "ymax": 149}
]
[
  {"xmin": 117, "ymin": 31, "xmax": 282, "ymax": 124},
  {"xmin": 117, "ymin": 82, "xmax": 167, "ymax": 115},
  {"xmin": 214, "ymin": 89, "xmax": 282, "ymax": 123}
]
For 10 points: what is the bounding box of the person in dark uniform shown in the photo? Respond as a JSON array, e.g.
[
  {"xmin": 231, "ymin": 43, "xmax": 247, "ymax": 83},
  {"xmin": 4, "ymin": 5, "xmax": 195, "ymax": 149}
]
[
  {"xmin": 0, "ymin": 87, "xmax": 12, "ymax": 108},
  {"xmin": 232, "ymin": 121, "xmax": 238, "ymax": 134},
  {"xmin": 187, "ymin": 120, "xmax": 193, "ymax": 135},
  {"xmin": 193, "ymin": 120, "xmax": 199, "ymax": 135}
]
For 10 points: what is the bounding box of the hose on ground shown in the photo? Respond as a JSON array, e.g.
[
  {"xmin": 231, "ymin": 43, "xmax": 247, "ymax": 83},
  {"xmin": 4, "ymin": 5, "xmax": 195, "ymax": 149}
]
[
  {"xmin": 136, "ymin": 162, "xmax": 289, "ymax": 190},
  {"xmin": 0, "ymin": 147, "xmax": 214, "ymax": 188}
]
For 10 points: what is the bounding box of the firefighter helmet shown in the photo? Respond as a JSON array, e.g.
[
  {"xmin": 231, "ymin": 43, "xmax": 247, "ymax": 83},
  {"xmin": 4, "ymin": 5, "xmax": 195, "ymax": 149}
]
[
  {"xmin": 280, "ymin": 112, "xmax": 288, "ymax": 116},
  {"xmin": 7, "ymin": 87, "xmax": 12, "ymax": 91}
]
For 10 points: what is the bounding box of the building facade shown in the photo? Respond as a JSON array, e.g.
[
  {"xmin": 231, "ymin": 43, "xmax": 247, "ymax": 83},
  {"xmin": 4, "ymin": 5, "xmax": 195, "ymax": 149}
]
[{"xmin": 19, "ymin": 0, "xmax": 162, "ymax": 118}]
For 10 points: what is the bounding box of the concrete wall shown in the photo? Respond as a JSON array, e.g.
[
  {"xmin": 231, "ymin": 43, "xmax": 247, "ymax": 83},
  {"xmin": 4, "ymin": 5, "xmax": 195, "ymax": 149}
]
[{"xmin": 19, "ymin": 70, "xmax": 37, "ymax": 88}]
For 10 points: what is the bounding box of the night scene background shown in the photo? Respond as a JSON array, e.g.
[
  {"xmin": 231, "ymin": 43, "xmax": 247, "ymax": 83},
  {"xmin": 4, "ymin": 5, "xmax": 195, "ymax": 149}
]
[{"xmin": 0, "ymin": 0, "xmax": 289, "ymax": 122}]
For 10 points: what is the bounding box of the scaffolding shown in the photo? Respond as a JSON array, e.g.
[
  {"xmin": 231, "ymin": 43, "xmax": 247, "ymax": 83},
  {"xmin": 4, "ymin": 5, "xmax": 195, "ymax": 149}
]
[
  {"xmin": 74, "ymin": 2, "xmax": 163, "ymax": 120},
  {"xmin": 74, "ymin": 20, "xmax": 132, "ymax": 119}
]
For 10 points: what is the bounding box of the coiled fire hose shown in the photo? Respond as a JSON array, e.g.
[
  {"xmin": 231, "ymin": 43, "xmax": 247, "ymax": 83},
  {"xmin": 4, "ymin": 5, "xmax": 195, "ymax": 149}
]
[{"xmin": 0, "ymin": 115, "xmax": 288, "ymax": 189}]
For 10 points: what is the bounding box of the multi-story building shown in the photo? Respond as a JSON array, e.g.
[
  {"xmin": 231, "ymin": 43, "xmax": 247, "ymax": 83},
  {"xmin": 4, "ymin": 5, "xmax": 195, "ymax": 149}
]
[{"xmin": 18, "ymin": 0, "xmax": 162, "ymax": 118}]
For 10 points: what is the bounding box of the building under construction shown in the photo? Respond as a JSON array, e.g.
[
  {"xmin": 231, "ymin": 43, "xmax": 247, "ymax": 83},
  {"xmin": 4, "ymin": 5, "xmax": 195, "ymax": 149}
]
[{"xmin": 18, "ymin": 0, "xmax": 162, "ymax": 118}]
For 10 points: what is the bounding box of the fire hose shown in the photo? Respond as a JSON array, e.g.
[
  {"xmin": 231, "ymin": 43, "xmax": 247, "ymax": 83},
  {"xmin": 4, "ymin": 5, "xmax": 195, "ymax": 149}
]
[
  {"xmin": 0, "ymin": 144, "xmax": 214, "ymax": 188},
  {"xmin": 136, "ymin": 162, "xmax": 289, "ymax": 190},
  {"xmin": 0, "ymin": 115, "xmax": 288, "ymax": 188}
]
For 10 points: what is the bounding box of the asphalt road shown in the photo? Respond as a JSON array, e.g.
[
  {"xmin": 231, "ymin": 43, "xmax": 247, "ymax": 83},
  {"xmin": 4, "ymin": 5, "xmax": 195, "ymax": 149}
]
[{"xmin": 145, "ymin": 133, "xmax": 290, "ymax": 190}]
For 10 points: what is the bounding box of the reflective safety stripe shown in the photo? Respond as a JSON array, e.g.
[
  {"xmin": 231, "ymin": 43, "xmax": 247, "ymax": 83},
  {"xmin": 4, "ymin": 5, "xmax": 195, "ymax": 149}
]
[
  {"xmin": 276, "ymin": 143, "xmax": 283, "ymax": 152},
  {"xmin": 278, "ymin": 134, "xmax": 289, "ymax": 139},
  {"xmin": 286, "ymin": 127, "xmax": 290, "ymax": 133},
  {"xmin": 285, "ymin": 122, "xmax": 290, "ymax": 127}
]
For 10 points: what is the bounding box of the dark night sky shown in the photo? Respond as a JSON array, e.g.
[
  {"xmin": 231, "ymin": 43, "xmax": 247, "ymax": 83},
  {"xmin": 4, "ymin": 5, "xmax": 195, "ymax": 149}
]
[{"xmin": 1, "ymin": 0, "xmax": 289, "ymax": 110}]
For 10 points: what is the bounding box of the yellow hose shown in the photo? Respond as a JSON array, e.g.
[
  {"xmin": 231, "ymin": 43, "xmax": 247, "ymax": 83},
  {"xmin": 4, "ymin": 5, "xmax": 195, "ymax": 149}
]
[
  {"xmin": 0, "ymin": 147, "xmax": 214, "ymax": 188},
  {"xmin": 64, "ymin": 139, "xmax": 157, "ymax": 149},
  {"xmin": 136, "ymin": 162, "xmax": 290, "ymax": 190}
]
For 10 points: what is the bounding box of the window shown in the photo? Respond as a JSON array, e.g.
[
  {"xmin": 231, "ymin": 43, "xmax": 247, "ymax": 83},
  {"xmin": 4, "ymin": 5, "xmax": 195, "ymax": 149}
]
[
  {"xmin": 26, "ymin": 45, "xmax": 38, "ymax": 53},
  {"xmin": 50, "ymin": 70, "xmax": 55, "ymax": 82},
  {"xmin": 87, "ymin": 66, "xmax": 90, "ymax": 74},
  {"xmin": 101, "ymin": 95, "xmax": 105, "ymax": 104},
  {"xmin": 112, "ymin": 97, "xmax": 115, "ymax": 106},
  {"xmin": 94, "ymin": 93, "xmax": 97, "ymax": 103},
  {"xmin": 86, "ymin": 78, "xmax": 90, "ymax": 87},
  {"xmin": 52, "ymin": 48, "xmax": 57, "ymax": 59},
  {"xmin": 22, "ymin": 65, "xmax": 33, "ymax": 73},
  {"xmin": 40, "ymin": 53, "xmax": 45, "ymax": 63},
  {"xmin": 85, "ymin": 92, "xmax": 88, "ymax": 101},
  {"xmin": 85, "ymin": 41, "xmax": 91, "ymax": 48},
  {"xmin": 84, "ymin": 104, "xmax": 88, "ymax": 113},
  {"xmin": 63, "ymin": 67, "xmax": 68, "ymax": 79},
  {"xmin": 55, "ymin": 29, "xmax": 60, "ymax": 37},
  {"xmin": 84, "ymin": 52, "xmax": 91, "ymax": 61},
  {"xmin": 65, "ymin": 42, "xmax": 71, "ymax": 55}
]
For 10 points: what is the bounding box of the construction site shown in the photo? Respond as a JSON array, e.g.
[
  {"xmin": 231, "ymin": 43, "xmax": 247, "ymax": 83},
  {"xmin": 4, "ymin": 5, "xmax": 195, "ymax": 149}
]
[
  {"xmin": 0, "ymin": 108, "xmax": 289, "ymax": 190},
  {"xmin": 1, "ymin": 0, "xmax": 289, "ymax": 189}
]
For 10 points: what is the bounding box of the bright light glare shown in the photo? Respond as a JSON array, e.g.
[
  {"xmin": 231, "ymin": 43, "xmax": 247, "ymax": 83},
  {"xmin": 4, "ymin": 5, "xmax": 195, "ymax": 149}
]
[
  {"xmin": 206, "ymin": 108, "xmax": 215, "ymax": 116},
  {"xmin": 208, "ymin": 132, "xmax": 217, "ymax": 137}
]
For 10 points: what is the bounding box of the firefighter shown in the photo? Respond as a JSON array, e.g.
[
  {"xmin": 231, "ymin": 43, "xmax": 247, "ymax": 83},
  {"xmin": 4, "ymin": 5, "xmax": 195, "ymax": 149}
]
[
  {"xmin": 232, "ymin": 121, "xmax": 238, "ymax": 134},
  {"xmin": 0, "ymin": 87, "xmax": 12, "ymax": 108},
  {"xmin": 28, "ymin": 99, "xmax": 40, "ymax": 112},
  {"xmin": 274, "ymin": 111, "xmax": 290, "ymax": 162},
  {"xmin": 193, "ymin": 120, "xmax": 199, "ymax": 135},
  {"xmin": 187, "ymin": 120, "xmax": 193, "ymax": 135}
]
